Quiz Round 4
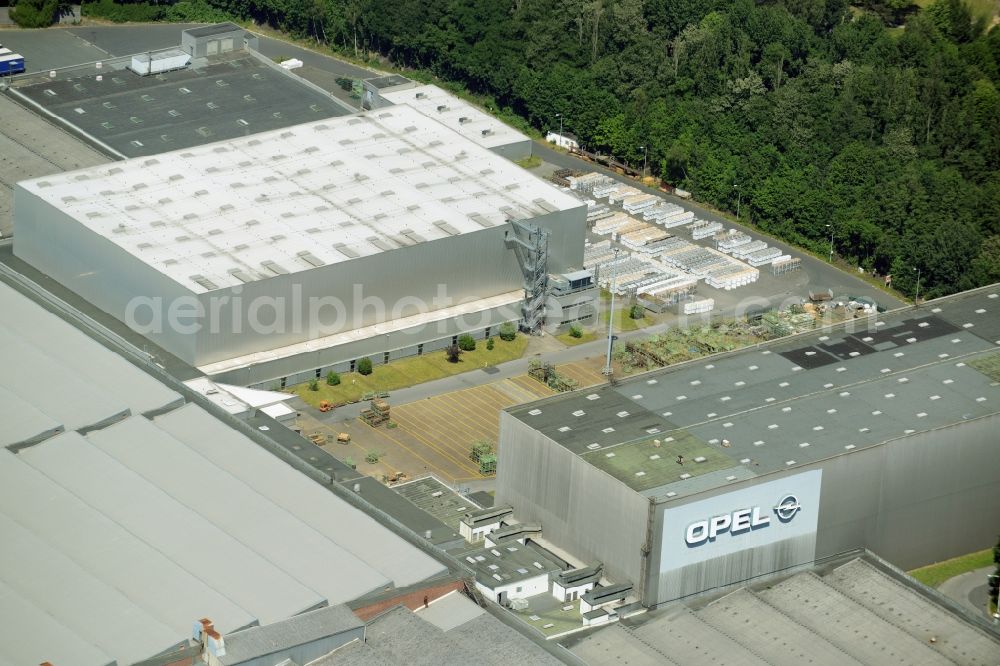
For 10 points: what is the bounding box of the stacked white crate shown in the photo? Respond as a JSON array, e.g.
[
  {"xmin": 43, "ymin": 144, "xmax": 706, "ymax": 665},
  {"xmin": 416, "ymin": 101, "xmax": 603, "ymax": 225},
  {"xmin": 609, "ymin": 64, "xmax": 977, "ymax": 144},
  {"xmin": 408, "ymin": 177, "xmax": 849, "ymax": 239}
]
[
  {"xmin": 717, "ymin": 231, "xmax": 752, "ymax": 253},
  {"xmin": 622, "ymin": 194, "xmax": 658, "ymax": 214},
  {"xmin": 593, "ymin": 212, "xmax": 634, "ymax": 235},
  {"xmin": 643, "ymin": 202, "xmax": 683, "ymax": 222},
  {"xmin": 620, "ymin": 226, "xmax": 669, "ymax": 249},
  {"xmin": 683, "ymin": 298, "xmax": 714, "ymax": 315},
  {"xmin": 689, "ymin": 220, "xmax": 724, "ymax": 240},
  {"xmin": 660, "ymin": 210, "xmax": 696, "ymax": 229},
  {"xmin": 607, "ymin": 186, "xmax": 641, "ymax": 204},
  {"xmin": 731, "ymin": 240, "xmax": 768, "ymax": 260},
  {"xmin": 747, "ymin": 247, "xmax": 782, "ymax": 266}
]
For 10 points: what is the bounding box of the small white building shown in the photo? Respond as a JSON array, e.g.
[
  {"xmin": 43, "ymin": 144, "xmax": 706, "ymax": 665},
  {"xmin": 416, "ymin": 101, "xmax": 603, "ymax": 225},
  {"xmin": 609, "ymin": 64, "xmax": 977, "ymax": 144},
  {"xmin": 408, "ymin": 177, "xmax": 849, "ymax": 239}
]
[
  {"xmin": 546, "ymin": 132, "xmax": 579, "ymax": 151},
  {"xmin": 463, "ymin": 541, "xmax": 562, "ymax": 606},
  {"xmin": 579, "ymin": 583, "xmax": 632, "ymax": 614},
  {"xmin": 482, "ymin": 522, "xmax": 541, "ymax": 549},
  {"xmin": 551, "ymin": 564, "xmax": 602, "ymax": 603},
  {"xmin": 459, "ymin": 506, "xmax": 512, "ymax": 543}
]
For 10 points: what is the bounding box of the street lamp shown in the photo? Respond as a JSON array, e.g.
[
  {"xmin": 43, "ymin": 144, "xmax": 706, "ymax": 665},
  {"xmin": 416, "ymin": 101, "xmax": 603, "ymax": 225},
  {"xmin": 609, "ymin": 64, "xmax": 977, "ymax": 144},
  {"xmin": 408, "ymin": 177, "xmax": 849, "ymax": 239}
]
[
  {"xmin": 639, "ymin": 145, "xmax": 647, "ymax": 179},
  {"xmin": 733, "ymin": 184, "xmax": 741, "ymax": 221},
  {"xmin": 913, "ymin": 266, "xmax": 921, "ymax": 305},
  {"xmin": 825, "ymin": 224, "xmax": 834, "ymax": 263},
  {"xmin": 604, "ymin": 248, "xmax": 621, "ymax": 376},
  {"xmin": 556, "ymin": 113, "xmax": 563, "ymax": 144}
]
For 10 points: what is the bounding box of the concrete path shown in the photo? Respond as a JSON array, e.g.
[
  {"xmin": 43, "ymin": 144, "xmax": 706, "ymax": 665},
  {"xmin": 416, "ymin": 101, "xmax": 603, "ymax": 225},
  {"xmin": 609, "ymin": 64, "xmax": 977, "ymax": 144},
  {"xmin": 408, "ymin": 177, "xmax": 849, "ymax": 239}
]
[{"xmin": 937, "ymin": 565, "xmax": 993, "ymax": 618}]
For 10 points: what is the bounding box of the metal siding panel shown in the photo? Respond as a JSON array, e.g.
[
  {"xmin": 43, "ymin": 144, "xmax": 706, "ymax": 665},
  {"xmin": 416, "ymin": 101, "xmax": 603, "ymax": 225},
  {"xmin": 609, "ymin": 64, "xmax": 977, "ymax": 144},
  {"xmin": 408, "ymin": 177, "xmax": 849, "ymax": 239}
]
[{"xmin": 496, "ymin": 412, "xmax": 647, "ymax": 588}]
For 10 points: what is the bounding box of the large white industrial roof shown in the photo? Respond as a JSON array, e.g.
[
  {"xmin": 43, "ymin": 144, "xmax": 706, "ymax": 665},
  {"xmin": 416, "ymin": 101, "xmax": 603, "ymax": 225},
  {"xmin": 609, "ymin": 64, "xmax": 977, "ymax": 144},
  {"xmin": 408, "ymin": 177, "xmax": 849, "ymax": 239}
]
[
  {"xmin": 21, "ymin": 104, "xmax": 576, "ymax": 294},
  {"xmin": 0, "ymin": 279, "xmax": 448, "ymax": 665},
  {"xmin": 380, "ymin": 84, "xmax": 530, "ymax": 151},
  {"xmin": 0, "ymin": 283, "xmax": 182, "ymax": 446}
]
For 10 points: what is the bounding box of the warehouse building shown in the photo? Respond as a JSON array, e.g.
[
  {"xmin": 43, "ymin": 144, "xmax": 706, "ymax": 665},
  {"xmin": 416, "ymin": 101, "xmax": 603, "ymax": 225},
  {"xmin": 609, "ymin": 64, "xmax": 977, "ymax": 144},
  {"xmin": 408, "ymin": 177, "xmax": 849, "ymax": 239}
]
[
  {"xmin": 364, "ymin": 80, "xmax": 533, "ymax": 160},
  {"xmin": 14, "ymin": 104, "xmax": 587, "ymax": 386},
  {"xmin": 498, "ymin": 285, "xmax": 1000, "ymax": 607},
  {"xmin": 0, "ymin": 277, "xmax": 448, "ymax": 666}
]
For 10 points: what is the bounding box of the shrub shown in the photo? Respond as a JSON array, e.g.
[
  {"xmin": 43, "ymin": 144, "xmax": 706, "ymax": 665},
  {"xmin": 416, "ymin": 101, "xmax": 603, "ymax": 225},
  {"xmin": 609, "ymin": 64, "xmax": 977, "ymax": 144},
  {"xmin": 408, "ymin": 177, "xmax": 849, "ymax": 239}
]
[
  {"xmin": 357, "ymin": 357, "xmax": 373, "ymax": 375},
  {"xmin": 486, "ymin": 337, "xmax": 495, "ymax": 350},
  {"xmin": 307, "ymin": 379, "xmax": 319, "ymax": 391},
  {"xmin": 457, "ymin": 333, "xmax": 477, "ymax": 351},
  {"xmin": 629, "ymin": 304, "xmax": 645, "ymax": 319},
  {"xmin": 326, "ymin": 371, "xmax": 341, "ymax": 386},
  {"xmin": 498, "ymin": 322, "xmax": 517, "ymax": 341},
  {"xmin": 569, "ymin": 324, "xmax": 583, "ymax": 338},
  {"xmin": 446, "ymin": 344, "xmax": 462, "ymax": 363},
  {"xmin": 10, "ymin": 0, "xmax": 58, "ymax": 26},
  {"xmin": 365, "ymin": 451, "xmax": 381, "ymax": 464}
]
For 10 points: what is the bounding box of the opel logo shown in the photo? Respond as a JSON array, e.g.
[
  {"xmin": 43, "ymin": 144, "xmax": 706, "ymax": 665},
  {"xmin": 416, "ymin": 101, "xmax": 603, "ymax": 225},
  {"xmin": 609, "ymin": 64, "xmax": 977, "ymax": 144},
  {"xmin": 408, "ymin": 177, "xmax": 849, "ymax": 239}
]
[{"xmin": 774, "ymin": 494, "xmax": 801, "ymax": 522}]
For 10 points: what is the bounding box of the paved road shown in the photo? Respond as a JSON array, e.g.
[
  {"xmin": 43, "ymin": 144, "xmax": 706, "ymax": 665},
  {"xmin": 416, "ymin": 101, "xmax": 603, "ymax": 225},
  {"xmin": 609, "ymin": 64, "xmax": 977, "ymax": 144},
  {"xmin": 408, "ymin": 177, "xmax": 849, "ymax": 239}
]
[{"xmin": 938, "ymin": 565, "xmax": 993, "ymax": 618}]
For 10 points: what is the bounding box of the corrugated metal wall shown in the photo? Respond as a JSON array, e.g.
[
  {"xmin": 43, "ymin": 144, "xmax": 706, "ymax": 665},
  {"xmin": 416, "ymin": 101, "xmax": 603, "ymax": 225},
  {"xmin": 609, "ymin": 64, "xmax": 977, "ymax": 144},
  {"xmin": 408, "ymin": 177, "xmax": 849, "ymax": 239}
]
[{"xmin": 496, "ymin": 411, "xmax": 649, "ymax": 588}]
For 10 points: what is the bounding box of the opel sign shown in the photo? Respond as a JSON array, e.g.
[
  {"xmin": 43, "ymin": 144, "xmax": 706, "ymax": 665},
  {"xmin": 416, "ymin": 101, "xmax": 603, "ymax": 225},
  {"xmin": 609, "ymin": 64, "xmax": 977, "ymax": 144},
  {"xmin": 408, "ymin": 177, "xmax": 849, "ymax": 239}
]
[{"xmin": 685, "ymin": 493, "xmax": 802, "ymax": 546}]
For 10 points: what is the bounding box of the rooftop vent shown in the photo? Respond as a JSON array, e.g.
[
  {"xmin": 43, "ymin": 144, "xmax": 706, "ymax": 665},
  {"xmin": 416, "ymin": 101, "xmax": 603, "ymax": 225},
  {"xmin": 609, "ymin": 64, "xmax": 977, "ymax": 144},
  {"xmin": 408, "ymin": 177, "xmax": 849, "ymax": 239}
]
[
  {"xmin": 415, "ymin": 92, "xmax": 426, "ymax": 99},
  {"xmin": 261, "ymin": 260, "xmax": 289, "ymax": 275},
  {"xmin": 459, "ymin": 116, "xmax": 471, "ymax": 124},
  {"xmin": 190, "ymin": 274, "xmax": 220, "ymax": 291},
  {"xmin": 228, "ymin": 268, "xmax": 255, "ymax": 283},
  {"xmin": 297, "ymin": 251, "xmax": 325, "ymax": 267}
]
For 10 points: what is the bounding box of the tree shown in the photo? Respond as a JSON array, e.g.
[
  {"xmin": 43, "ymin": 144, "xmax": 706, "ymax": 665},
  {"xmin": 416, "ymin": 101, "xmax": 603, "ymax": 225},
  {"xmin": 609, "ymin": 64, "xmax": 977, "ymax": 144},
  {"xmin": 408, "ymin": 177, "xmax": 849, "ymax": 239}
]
[
  {"xmin": 326, "ymin": 371, "xmax": 341, "ymax": 386},
  {"xmin": 10, "ymin": 0, "xmax": 58, "ymax": 27},
  {"xmin": 498, "ymin": 322, "xmax": 517, "ymax": 341},
  {"xmin": 457, "ymin": 333, "xmax": 477, "ymax": 351},
  {"xmin": 357, "ymin": 357, "xmax": 373, "ymax": 375},
  {"xmin": 445, "ymin": 344, "xmax": 462, "ymax": 363}
]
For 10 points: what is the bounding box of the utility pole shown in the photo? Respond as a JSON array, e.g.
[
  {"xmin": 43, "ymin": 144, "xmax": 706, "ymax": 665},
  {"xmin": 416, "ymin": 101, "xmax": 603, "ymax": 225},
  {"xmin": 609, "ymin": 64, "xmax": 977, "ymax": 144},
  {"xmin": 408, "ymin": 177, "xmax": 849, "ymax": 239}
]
[
  {"xmin": 826, "ymin": 224, "xmax": 834, "ymax": 263},
  {"xmin": 556, "ymin": 113, "xmax": 563, "ymax": 145},
  {"xmin": 734, "ymin": 184, "xmax": 741, "ymax": 221},
  {"xmin": 639, "ymin": 145, "xmax": 646, "ymax": 179},
  {"xmin": 604, "ymin": 248, "xmax": 620, "ymax": 376}
]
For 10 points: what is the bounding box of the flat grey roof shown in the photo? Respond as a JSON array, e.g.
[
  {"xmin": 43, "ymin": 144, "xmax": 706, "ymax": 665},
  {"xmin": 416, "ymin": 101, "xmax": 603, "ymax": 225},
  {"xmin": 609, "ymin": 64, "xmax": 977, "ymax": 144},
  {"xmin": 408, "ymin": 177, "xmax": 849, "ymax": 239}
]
[
  {"xmin": 456, "ymin": 540, "xmax": 564, "ymax": 590},
  {"xmin": 568, "ymin": 555, "xmax": 1000, "ymax": 665},
  {"xmin": 339, "ymin": 475, "xmax": 460, "ymax": 547},
  {"xmin": 15, "ymin": 50, "xmax": 349, "ymax": 158},
  {"xmin": 317, "ymin": 604, "xmax": 563, "ymax": 665},
  {"xmin": 414, "ymin": 591, "xmax": 485, "ymax": 632},
  {"xmin": 183, "ymin": 22, "xmax": 245, "ymax": 38},
  {"xmin": 508, "ymin": 286, "xmax": 1000, "ymax": 499},
  {"xmin": 392, "ymin": 476, "xmax": 483, "ymax": 532},
  {"xmin": 0, "ymin": 94, "xmax": 108, "ymax": 237},
  {"xmin": 366, "ymin": 74, "xmax": 413, "ymax": 90},
  {"xmin": 219, "ymin": 604, "xmax": 362, "ymax": 664}
]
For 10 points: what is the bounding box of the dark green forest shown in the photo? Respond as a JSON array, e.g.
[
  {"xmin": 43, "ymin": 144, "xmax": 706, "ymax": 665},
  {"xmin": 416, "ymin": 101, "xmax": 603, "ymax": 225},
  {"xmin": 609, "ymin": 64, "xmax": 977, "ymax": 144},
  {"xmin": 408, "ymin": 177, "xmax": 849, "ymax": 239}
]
[{"xmin": 48, "ymin": 0, "xmax": 1000, "ymax": 296}]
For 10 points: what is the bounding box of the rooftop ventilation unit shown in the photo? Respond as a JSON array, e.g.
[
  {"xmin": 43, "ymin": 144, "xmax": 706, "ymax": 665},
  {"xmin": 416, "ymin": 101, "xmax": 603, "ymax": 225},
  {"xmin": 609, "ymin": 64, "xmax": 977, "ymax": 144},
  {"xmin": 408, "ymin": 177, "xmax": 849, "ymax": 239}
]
[
  {"xmin": 261, "ymin": 260, "xmax": 289, "ymax": 275},
  {"xmin": 436, "ymin": 105, "xmax": 448, "ymax": 113},
  {"xmin": 190, "ymin": 274, "xmax": 219, "ymax": 291},
  {"xmin": 333, "ymin": 243, "xmax": 360, "ymax": 259},
  {"xmin": 228, "ymin": 268, "xmax": 256, "ymax": 283},
  {"xmin": 481, "ymin": 128, "xmax": 494, "ymax": 137},
  {"xmin": 415, "ymin": 92, "xmax": 426, "ymax": 99},
  {"xmin": 459, "ymin": 116, "xmax": 471, "ymax": 124}
]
